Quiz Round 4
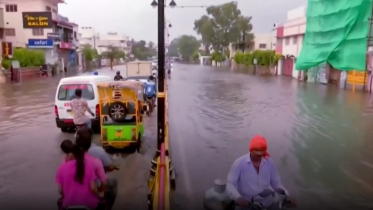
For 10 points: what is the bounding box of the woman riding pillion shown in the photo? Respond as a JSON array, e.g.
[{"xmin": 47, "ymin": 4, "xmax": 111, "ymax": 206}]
[{"xmin": 56, "ymin": 141, "xmax": 106, "ymax": 210}]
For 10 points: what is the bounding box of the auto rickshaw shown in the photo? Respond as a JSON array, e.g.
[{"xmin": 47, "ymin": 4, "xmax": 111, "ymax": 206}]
[{"xmin": 97, "ymin": 80, "xmax": 145, "ymax": 152}]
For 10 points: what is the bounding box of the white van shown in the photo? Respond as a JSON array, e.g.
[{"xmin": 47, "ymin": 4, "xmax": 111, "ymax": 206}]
[{"xmin": 54, "ymin": 75, "xmax": 112, "ymax": 132}]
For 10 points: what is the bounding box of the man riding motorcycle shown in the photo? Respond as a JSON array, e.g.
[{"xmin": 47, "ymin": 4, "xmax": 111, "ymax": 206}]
[
  {"xmin": 113, "ymin": 71, "xmax": 123, "ymax": 81},
  {"xmin": 226, "ymin": 135, "xmax": 296, "ymax": 210},
  {"xmin": 144, "ymin": 76, "xmax": 157, "ymax": 114}
]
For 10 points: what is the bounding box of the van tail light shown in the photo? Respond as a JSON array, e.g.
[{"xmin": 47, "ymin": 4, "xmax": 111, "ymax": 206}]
[
  {"xmin": 55, "ymin": 105, "xmax": 59, "ymax": 118},
  {"xmin": 96, "ymin": 104, "xmax": 100, "ymax": 117}
]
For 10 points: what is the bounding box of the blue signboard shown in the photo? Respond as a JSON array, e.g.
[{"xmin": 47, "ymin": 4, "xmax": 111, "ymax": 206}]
[
  {"xmin": 28, "ymin": 39, "xmax": 54, "ymax": 48},
  {"xmin": 70, "ymin": 50, "xmax": 76, "ymax": 64}
]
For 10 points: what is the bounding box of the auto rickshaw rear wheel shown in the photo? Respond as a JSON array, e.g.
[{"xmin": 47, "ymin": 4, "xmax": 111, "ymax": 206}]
[{"xmin": 108, "ymin": 101, "xmax": 127, "ymax": 123}]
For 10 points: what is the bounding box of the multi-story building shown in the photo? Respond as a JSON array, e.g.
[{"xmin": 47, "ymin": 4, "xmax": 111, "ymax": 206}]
[
  {"xmin": 0, "ymin": 0, "xmax": 79, "ymax": 67},
  {"xmin": 79, "ymin": 26, "xmax": 97, "ymax": 49},
  {"xmin": 97, "ymin": 32, "xmax": 131, "ymax": 55},
  {"xmin": 275, "ymin": 6, "xmax": 306, "ymax": 78}
]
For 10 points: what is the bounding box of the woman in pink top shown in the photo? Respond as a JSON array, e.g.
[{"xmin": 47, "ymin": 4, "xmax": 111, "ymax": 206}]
[{"xmin": 56, "ymin": 143, "xmax": 102, "ymax": 209}]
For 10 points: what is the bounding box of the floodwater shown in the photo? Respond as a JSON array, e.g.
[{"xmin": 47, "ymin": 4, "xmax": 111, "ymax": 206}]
[
  {"xmin": 168, "ymin": 64, "xmax": 373, "ymax": 210},
  {"xmin": 2, "ymin": 63, "xmax": 373, "ymax": 210},
  {"xmin": 0, "ymin": 66, "xmax": 156, "ymax": 210}
]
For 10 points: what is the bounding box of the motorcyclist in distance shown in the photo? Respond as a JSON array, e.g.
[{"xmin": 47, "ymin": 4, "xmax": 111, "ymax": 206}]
[{"xmin": 114, "ymin": 71, "xmax": 123, "ymax": 81}]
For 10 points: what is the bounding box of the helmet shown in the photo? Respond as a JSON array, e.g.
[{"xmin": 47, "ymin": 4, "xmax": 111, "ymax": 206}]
[
  {"xmin": 116, "ymin": 71, "xmax": 120, "ymax": 75},
  {"xmin": 93, "ymin": 71, "xmax": 98, "ymax": 75}
]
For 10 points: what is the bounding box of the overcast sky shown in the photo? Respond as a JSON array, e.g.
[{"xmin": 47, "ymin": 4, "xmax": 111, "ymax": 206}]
[{"xmin": 59, "ymin": 0, "xmax": 307, "ymax": 43}]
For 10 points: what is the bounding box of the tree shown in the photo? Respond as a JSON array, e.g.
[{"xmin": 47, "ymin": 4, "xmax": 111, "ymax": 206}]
[
  {"xmin": 167, "ymin": 38, "xmax": 180, "ymax": 57},
  {"xmin": 82, "ymin": 44, "xmax": 97, "ymax": 62},
  {"xmin": 194, "ymin": 2, "xmax": 253, "ymax": 52},
  {"xmin": 178, "ymin": 35, "xmax": 200, "ymax": 61},
  {"xmin": 101, "ymin": 45, "xmax": 122, "ymax": 69},
  {"xmin": 132, "ymin": 40, "xmax": 156, "ymax": 60}
]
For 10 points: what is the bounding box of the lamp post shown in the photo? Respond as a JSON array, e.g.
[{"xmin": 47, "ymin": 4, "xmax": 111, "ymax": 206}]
[{"xmin": 151, "ymin": 0, "xmax": 177, "ymax": 150}]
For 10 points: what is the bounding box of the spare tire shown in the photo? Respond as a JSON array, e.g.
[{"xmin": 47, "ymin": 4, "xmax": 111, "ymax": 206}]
[{"xmin": 109, "ymin": 101, "xmax": 127, "ymax": 122}]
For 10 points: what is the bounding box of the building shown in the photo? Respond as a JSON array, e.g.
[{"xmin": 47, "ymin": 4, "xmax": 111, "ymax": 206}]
[
  {"xmin": 0, "ymin": 0, "xmax": 79, "ymax": 68},
  {"xmin": 253, "ymin": 33, "xmax": 275, "ymax": 51},
  {"xmin": 276, "ymin": 6, "xmax": 306, "ymax": 78},
  {"xmin": 96, "ymin": 32, "xmax": 131, "ymax": 55},
  {"xmin": 79, "ymin": 26, "xmax": 97, "ymax": 49}
]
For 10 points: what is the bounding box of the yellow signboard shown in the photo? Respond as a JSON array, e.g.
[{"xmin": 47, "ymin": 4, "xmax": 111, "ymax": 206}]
[{"xmin": 347, "ymin": 70, "xmax": 366, "ymax": 85}]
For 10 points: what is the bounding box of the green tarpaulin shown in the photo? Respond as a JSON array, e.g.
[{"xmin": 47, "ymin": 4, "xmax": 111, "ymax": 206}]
[{"xmin": 295, "ymin": 0, "xmax": 372, "ymax": 71}]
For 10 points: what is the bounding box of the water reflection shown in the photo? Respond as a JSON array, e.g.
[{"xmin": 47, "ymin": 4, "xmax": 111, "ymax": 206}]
[
  {"xmin": 169, "ymin": 64, "xmax": 373, "ymax": 210},
  {"xmin": 292, "ymin": 84, "xmax": 373, "ymax": 209}
]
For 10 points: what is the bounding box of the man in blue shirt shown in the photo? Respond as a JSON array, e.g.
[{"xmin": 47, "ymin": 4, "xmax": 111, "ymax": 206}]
[
  {"xmin": 144, "ymin": 76, "xmax": 157, "ymax": 114},
  {"xmin": 227, "ymin": 135, "xmax": 296, "ymax": 209}
]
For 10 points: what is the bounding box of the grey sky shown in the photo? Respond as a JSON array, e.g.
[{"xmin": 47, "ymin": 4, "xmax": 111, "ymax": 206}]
[{"xmin": 59, "ymin": 0, "xmax": 307, "ymax": 43}]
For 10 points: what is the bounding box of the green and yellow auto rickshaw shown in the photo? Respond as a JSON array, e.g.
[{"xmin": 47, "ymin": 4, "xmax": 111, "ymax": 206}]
[{"xmin": 97, "ymin": 80, "xmax": 145, "ymax": 152}]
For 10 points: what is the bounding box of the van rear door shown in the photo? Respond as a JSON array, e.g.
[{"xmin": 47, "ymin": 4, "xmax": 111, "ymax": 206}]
[{"xmin": 56, "ymin": 84, "xmax": 96, "ymax": 120}]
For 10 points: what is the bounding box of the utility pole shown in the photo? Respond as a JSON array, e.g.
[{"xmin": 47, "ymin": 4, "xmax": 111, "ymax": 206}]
[{"xmin": 157, "ymin": 0, "xmax": 165, "ymax": 150}]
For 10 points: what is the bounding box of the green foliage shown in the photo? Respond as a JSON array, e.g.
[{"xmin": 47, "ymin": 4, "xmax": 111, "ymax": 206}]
[
  {"xmin": 194, "ymin": 2, "xmax": 253, "ymax": 52},
  {"xmin": 2, "ymin": 58, "xmax": 12, "ymax": 69},
  {"xmin": 178, "ymin": 35, "xmax": 200, "ymax": 61},
  {"xmin": 167, "ymin": 38, "xmax": 180, "ymax": 57},
  {"xmin": 101, "ymin": 46, "xmax": 123, "ymax": 61},
  {"xmin": 211, "ymin": 51, "xmax": 226, "ymax": 62},
  {"xmin": 234, "ymin": 50, "xmax": 282, "ymax": 66},
  {"xmin": 82, "ymin": 44, "xmax": 97, "ymax": 61},
  {"xmin": 1, "ymin": 48, "xmax": 45, "ymax": 69},
  {"xmin": 193, "ymin": 50, "xmax": 200, "ymax": 61},
  {"xmin": 133, "ymin": 40, "xmax": 156, "ymax": 60}
]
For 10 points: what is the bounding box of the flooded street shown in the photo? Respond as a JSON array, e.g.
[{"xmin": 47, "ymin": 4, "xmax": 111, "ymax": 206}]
[
  {"xmin": 168, "ymin": 64, "xmax": 373, "ymax": 210},
  {"xmin": 0, "ymin": 66, "xmax": 156, "ymax": 210},
  {"xmin": 1, "ymin": 63, "xmax": 373, "ymax": 210}
]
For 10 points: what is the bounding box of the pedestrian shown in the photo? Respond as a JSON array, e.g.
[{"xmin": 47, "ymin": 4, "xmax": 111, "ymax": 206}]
[{"xmin": 70, "ymin": 89, "xmax": 95, "ymax": 130}]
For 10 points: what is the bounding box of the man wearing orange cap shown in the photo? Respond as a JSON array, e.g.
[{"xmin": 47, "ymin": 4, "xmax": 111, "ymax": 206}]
[{"xmin": 226, "ymin": 135, "xmax": 296, "ymax": 209}]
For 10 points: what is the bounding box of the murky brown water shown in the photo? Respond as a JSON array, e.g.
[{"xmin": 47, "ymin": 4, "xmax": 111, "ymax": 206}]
[
  {"xmin": 2, "ymin": 64, "xmax": 373, "ymax": 210},
  {"xmin": 0, "ymin": 66, "xmax": 155, "ymax": 210},
  {"xmin": 168, "ymin": 64, "xmax": 373, "ymax": 210}
]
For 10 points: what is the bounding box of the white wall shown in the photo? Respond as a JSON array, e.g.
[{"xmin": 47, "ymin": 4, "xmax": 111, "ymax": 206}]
[
  {"xmin": 1, "ymin": 0, "xmax": 59, "ymax": 47},
  {"xmin": 253, "ymin": 33, "xmax": 273, "ymax": 50}
]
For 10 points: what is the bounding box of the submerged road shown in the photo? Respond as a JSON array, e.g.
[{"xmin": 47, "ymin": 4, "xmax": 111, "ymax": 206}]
[
  {"xmin": 168, "ymin": 64, "xmax": 373, "ymax": 210},
  {"xmin": 2, "ymin": 63, "xmax": 373, "ymax": 210},
  {"xmin": 0, "ymin": 66, "xmax": 155, "ymax": 210}
]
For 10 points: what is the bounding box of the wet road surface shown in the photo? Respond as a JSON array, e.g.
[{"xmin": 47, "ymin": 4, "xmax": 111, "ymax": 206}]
[
  {"xmin": 168, "ymin": 64, "xmax": 373, "ymax": 210},
  {"xmin": 0, "ymin": 65, "xmax": 156, "ymax": 210}
]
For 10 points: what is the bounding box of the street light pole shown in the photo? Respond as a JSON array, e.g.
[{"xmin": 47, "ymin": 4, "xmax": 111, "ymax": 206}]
[{"xmin": 157, "ymin": 0, "xmax": 165, "ymax": 150}]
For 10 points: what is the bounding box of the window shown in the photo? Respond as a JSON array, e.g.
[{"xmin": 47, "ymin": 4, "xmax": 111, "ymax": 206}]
[
  {"xmin": 259, "ymin": 43, "xmax": 267, "ymax": 49},
  {"xmin": 5, "ymin": 4, "xmax": 17, "ymax": 12},
  {"xmin": 52, "ymin": 8, "xmax": 57, "ymax": 13},
  {"xmin": 46, "ymin": 6, "xmax": 51, "ymax": 11},
  {"xmin": 73, "ymin": 31, "xmax": 77, "ymax": 39},
  {"xmin": 4, "ymin": 28, "xmax": 16, "ymax": 36},
  {"xmin": 32, "ymin": 28, "xmax": 44, "ymax": 36},
  {"xmin": 293, "ymin": 36, "xmax": 298, "ymax": 44},
  {"xmin": 57, "ymin": 84, "xmax": 95, "ymax": 101},
  {"xmin": 285, "ymin": 37, "xmax": 290, "ymax": 45}
]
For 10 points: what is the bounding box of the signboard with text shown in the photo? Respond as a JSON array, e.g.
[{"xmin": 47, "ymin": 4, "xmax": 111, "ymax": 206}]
[
  {"xmin": 347, "ymin": 70, "xmax": 367, "ymax": 85},
  {"xmin": 28, "ymin": 39, "xmax": 54, "ymax": 48},
  {"xmin": 22, "ymin": 12, "xmax": 53, "ymax": 28},
  {"xmin": 2, "ymin": 42, "xmax": 13, "ymax": 56}
]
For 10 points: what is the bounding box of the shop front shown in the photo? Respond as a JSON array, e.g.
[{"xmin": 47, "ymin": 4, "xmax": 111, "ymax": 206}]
[{"xmin": 27, "ymin": 39, "xmax": 57, "ymax": 64}]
